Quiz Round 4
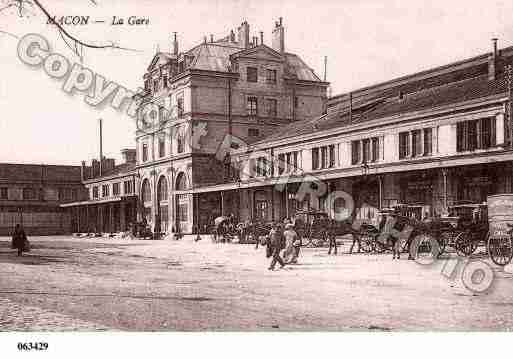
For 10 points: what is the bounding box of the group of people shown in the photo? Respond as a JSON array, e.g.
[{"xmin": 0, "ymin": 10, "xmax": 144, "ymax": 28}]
[{"xmin": 263, "ymin": 220, "xmax": 301, "ymax": 271}]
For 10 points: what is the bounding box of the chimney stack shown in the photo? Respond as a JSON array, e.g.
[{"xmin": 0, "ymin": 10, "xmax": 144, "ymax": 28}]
[
  {"xmin": 230, "ymin": 29, "xmax": 235, "ymax": 42},
  {"xmin": 272, "ymin": 17, "xmax": 285, "ymax": 53},
  {"xmin": 238, "ymin": 21, "xmax": 250, "ymax": 49},
  {"xmin": 80, "ymin": 161, "xmax": 86, "ymax": 181},
  {"xmin": 260, "ymin": 31, "xmax": 264, "ymax": 45},
  {"xmin": 172, "ymin": 32, "xmax": 178, "ymax": 55},
  {"xmin": 489, "ymin": 38, "xmax": 499, "ymax": 81}
]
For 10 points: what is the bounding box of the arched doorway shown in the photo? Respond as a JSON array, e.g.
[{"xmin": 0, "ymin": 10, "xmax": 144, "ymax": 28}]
[
  {"xmin": 157, "ymin": 176, "xmax": 169, "ymax": 232},
  {"xmin": 141, "ymin": 179, "xmax": 152, "ymax": 224},
  {"xmin": 175, "ymin": 172, "xmax": 189, "ymax": 232}
]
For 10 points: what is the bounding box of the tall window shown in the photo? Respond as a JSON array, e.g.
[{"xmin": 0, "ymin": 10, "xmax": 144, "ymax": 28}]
[
  {"xmin": 256, "ymin": 156, "xmax": 269, "ymax": 177},
  {"xmin": 153, "ymin": 79, "xmax": 159, "ymax": 93},
  {"xmin": 0, "ymin": 187, "xmax": 7, "ymax": 200},
  {"xmin": 113, "ymin": 183, "xmax": 120, "ymax": 196},
  {"xmin": 312, "ymin": 145, "xmax": 335, "ymax": 170},
  {"xmin": 102, "ymin": 184, "xmax": 110, "ymax": 198},
  {"xmin": 141, "ymin": 179, "xmax": 151, "ymax": 203},
  {"xmin": 266, "ymin": 98, "xmax": 277, "ymax": 118},
  {"xmin": 423, "ymin": 128, "xmax": 433, "ymax": 155},
  {"xmin": 247, "ymin": 96, "xmax": 258, "ymax": 116},
  {"xmin": 399, "ymin": 132, "xmax": 410, "ymax": 159},
  {"xmin": 177, "ymin": 94, "xmax": 184, "ymax": 117},
  {"xmin": 163, "ymin": 75, "xmax": 168, "ymax": 88},
  {"xmin": 278, "ymin": 151, "xmax": 299, "ymax": 175},
  {"xmin": 247, "ymin": 67, "xmax": 258, "ymax": 82},
  {"xmin": 266, "ymin": 69, "xmax": 277, "ymax": 84},
  {"xmin": 177, "ymin": 130, "xmax": 185, "ymax": 153},
  {"xmin": 123, "ymin": 180, "xmax": 133, "ymax": 195},
  {"xmin": 92, "ymin": 186, "xmax": 99, "ymax": 199},
  {"xmin": 312, "ymin": 147, "xmax": 319, "ymax": 170},
  {"xmin": 158, "ymin": 137, "xmax": 165, "ymax": 158},
  {"xmin": 352, "ymin": 137, "xmax": 380, "ymax": 164},
  {"xmin": 412, "ymin": 130, "xmax": 422, "ymax": 157},
  {"xmin": 278, "ymin": 153, "xmax": 285, "ymax": 175},
  {"xmin": 142, "ymin": 143, "xmax": 148, "ymax": 162},
  {"xmin": 457, "ymin": 118, "xmax": 496, "ymax": 152},
  {"xmin": 399, "ymin": 128, "xmax": 433, "ymax": 159},
  {"xmin": 351, "ymin": 141, "xmax": 361, "ymax": 165}
]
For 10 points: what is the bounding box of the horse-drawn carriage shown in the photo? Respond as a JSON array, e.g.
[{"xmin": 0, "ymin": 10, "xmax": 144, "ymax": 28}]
[
  {"xmin": 357, "ymin": 206, "xmax": 451, "ymax": 256},
  {"xmin": 439, "ymin": 201, "xmax": 513, "ymax": 266}
]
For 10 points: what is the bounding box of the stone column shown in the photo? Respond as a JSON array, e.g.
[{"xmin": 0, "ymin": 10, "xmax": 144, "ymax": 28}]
[{"xmin": 120, "ymin": 201, "xmax": 126, "ymax": 231}]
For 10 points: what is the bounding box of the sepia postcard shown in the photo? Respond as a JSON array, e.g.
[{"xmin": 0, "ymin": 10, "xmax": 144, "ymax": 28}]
[{"xmin": 1, "ymin": 0, "xmax": 512, "ymax": 357}]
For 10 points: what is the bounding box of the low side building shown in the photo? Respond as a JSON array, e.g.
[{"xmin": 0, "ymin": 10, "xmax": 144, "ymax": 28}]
[
  {"xmin": 0, "ymin": 163, "xmax": 86, "ymax": 235},
  {"xmin": 61, "ymin": 149, "xmax": 139, "ymax": 234}
]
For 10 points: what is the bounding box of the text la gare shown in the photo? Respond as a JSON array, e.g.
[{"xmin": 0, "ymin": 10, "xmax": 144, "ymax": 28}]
[{"xmin": 112, "ymin": 16, "xmax": 150, "ymax": 26}]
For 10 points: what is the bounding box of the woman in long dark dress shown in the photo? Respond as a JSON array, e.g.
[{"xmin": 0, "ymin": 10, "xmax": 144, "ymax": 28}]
[{"xmin": 11, "ymin": 224, "xmax": 27, "ymax": 257}]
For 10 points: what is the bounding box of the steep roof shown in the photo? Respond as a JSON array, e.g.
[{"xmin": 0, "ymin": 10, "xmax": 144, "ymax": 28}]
[
  {"xmin": 255, "ymin": 72, "xmax": 509, "ymax": 145},
  {"xmin": 147, "ymin": 40, "xmax": 324, "ymax": 82}
]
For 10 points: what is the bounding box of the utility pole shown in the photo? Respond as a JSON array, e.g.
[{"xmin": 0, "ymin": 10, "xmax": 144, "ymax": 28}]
[
  {"xmin": 323, "ymin": 56, "xmax": 327, "ymax": 82},
  {"xmin": 99, "ymin": 118, "xmax": 103, "ymax": 177},
  {"xmin": 507, "ymin": 65, "xmax": 513, "ymax": 149}
]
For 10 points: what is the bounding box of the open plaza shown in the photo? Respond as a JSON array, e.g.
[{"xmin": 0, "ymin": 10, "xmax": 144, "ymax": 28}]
[{"xmin": 1, "ymin": 235, "xmax": 513, "ymax": 331}]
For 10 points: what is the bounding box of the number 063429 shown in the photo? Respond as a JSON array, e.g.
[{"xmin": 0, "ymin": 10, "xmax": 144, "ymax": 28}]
[{"xmin": 17, "ymin": 342, "xmax": 48, "ymax": 351}]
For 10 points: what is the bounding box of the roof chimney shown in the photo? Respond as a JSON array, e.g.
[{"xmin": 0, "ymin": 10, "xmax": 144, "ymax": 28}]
[
  {"xmin": 272, "ymin": 17, "xmax": 285, "ymax": 53},
  {"xmin": 238, "ymin": 21, "xmax": 250, "ymax": 49},
  {"xmin": 172, "ymin": 32, "xmax": 178, "ymax": 55},
  {"xmin": 489, "ymin": 38, "xmax": 499, "ymax": 81},
  {"xmin": 230, "ymin": 29, "xmax": 235, "ymax": 42},
  {"xmin": 260, "ymin": 31, "xmax": 264, "ymax": 45}
]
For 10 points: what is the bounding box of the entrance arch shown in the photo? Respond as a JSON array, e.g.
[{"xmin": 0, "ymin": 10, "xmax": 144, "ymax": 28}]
[
  {"xmin": 157, "ymin": 176, "xmax": 169, "ymax": 232},
  {"xmin": 141, "ymin": 179, "xmax": 152, "ymax": 224}
]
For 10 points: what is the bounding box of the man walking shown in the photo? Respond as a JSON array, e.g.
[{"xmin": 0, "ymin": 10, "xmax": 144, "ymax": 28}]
[{"xmin": 268, "ymin": 223, "xmax": 286, "ymax": 270}]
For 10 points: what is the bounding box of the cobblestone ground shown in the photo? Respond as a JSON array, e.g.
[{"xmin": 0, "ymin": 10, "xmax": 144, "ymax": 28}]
[
  {"xmin": 0, "ymin": 298, "xmax": 108, "ymax": 331},
  {"xmin": 1, "ymin": 235, "xmax": 513, "ymax": 331}
]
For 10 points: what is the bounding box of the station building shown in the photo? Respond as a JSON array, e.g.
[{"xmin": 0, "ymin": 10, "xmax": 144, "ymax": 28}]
[{"xmin": 188, "ymin": 39, "xmax": 513, "ymax": 228}]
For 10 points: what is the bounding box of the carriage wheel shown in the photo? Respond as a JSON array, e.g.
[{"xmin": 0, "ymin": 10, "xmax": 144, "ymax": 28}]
[
  {"xmin": 373, "ymin": 238, "xmax": 387, "ymax": 254},
  {"xmin": 488, "ymin": 234, "xmax": 513, "ymax": 266},
  {"xmin": 455, "ymin": 231, "xmax": 477, "ymax": 257},
  {"xmin": 360, "ymin": 235, "xmax": 374, "ymax": 253}
]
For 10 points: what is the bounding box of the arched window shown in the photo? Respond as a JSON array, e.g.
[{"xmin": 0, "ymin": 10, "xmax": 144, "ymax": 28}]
[
  {"xmin": 141, "ymin": 179, "xmax": 151, "ymax": 203},
  {"xmin": 175, "ymin": 172, "xmax": 188, "ymax": 191},
  {"xmin": 157, "ymin": 176, "xmax": 168, "ymax": 202}
]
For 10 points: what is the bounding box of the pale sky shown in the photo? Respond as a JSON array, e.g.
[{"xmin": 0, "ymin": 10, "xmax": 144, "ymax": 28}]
[{"xmin": 1, "ymin": 0, "xmax": 513, "ymax": 165}]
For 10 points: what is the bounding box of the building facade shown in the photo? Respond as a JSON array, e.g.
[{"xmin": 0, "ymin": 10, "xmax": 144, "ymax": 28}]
[
  {"xmin": 185, "ymin": 39, "xmax": 513, "ymax": 228},
  {"xmin": 61, "ymin": 149, "xmax": 139, "ymax": 234},
  {"xmin": 133, "ymin": 18, "xmax": 328, "ymax": 233},
  {"xmin": 0, "ymin": 163, "xmax": 86, "ymax": 235}
]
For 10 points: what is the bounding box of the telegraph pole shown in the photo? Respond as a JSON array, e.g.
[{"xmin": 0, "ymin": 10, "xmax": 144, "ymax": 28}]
[{"xmin": 507, "ymin": 65, "xmax": 513, "ymax": 149}]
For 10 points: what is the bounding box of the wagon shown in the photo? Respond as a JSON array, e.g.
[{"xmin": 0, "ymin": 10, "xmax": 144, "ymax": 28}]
[
  {"xmin": 359, "ymin": 207, "xmax": 450, "ymax": 257},
  {"xmin": 443, "ymin": 201, "xmax": 513, "ymax": 266}
]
